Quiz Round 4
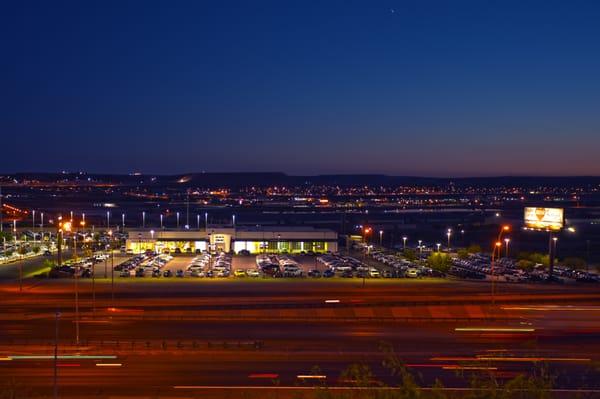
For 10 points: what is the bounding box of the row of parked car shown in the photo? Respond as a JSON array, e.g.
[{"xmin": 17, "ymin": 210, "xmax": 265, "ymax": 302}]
[
  {"xmin": 451, "ymin": 253, "xmax": 600, "ymax": 283},
  {"xmin": 184, "ymin": 252, "xmax": 233, "ymax": 278},
  {"xmin": 115, "ymin": 253, "xmax": 174, "ymax": 277},
  {"xmin": 367, "ymin": 251, "xmax": 442, "ymax": 278},
  {"xmin": 49, "ymin": 252, "xmax": 110, "ymax": 278}
]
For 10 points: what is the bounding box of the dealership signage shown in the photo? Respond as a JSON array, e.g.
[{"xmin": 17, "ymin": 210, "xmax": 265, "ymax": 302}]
[{"xmin": 524, "ymin": 207, "xmax": 564, "ymax": 231}]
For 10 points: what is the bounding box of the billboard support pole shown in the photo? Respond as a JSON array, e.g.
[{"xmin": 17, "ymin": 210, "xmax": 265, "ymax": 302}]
[{"xmin": 548, "ymin": 232, "xmax": 555, "ymax": 281}]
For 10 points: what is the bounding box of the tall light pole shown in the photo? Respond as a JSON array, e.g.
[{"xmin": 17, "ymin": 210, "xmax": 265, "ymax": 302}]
[
  {"xmin": 0, "ymin": 184, "xmax": 2, "ymax": 232},
  {"xmin": 205, "ymin": 212, "xmax": 208, "ymax": 231},
  {"xmin": 418, "ymin": 240, "xmax": 422, "ymax": 257},
  {"xmin": 108, "ymin": 230, "xmax": 114, "ymax": 307},
  {"xmin": 176, "ymin": 212, "xmax": 180, "ymax": 229},
  {"xmin": 196, "ymin": 214, "xmax": 200, "ymax": 230},
  {"xmin": 446, "ymin": 229, "xmax": 452, "ymax": 250},
  {"xmin": 379, "ymin": 230, "xmax": 383, "ymax": 246},
  {"xmin": 53, "ymin": 310, "xmax": 60, "ymax": 399},
  {"xmin": 122, "ymin": 213, "xmax": 125, "ymax": 230},
  {"xmin": 491, "ymin": 225, "xmax": 510, "ymax": 308},
  {"xmin": 142, "ymin": 211, "xmax": 146, "ymax": 228},
  {"xmin": 106, "ymin": 211, "xmax": 110, "ymax": 229},
  {"xmin": 403, "ymin": 236, "xmax": 407, "ymax": 251},
  {"xmin": 232, "ymin": 214, "xmax": 236, "ymax": 227},
  {"xmin": 504, "ymin": 238, "xmax": 510, "ymax": 258},
  {"xmin": 160, "ymin": 214, "xmax": 163, "ymax": 229},
  {"xmin": 436, "ymin": 243, "xmax": 441, "ymax": 253}
]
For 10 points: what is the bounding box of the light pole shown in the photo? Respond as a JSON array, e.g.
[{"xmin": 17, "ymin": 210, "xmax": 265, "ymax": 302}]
[
  {"xmin": 379, "ymin": 230, "xmax": 383, "ymax": 246},
  {"xmin": 196, "ymin": 214, "xmax": 200, "ymax": 230},
  {"xmin": 122, "ymin": 213, "xmax": 125, "ymax": 230},
  {"xmin": 446, "ymin": 229, "xmax": 452, "ymax": 250},
  {"xmin": 403, "ymin": 236, "xmax": 407, "ymax": 251},
  {"xmin": 106, "ymin": 211, "xmax": 110, "ymax": 229},
  {"xmin": 53, "ymin": 310, "xmax": 60, "ymax": 399},
  {"xmin": 418, "ymin": 240, "xmax": 422, "ymax": 257},
  {"xmin": 142, "ymin": 211, "xmax": 146, "ymax": 228},
  {"xmin": 205, "ymin": 212, "xmax": 208, "ymax": 231},
  {"xmin": 176, "ymin": 212, "xmax": 180, "ymax": 229},
  {"xmin": 232, "ymin": 214, "xmax": 236, "ymax": 227},
  {"xmin": 160, "ymin": 214, "xmax": 163, "ymax": 229},
  {"xmin": 436, "ymin": 243, "xmax": 441, "ymax": 253},
  {"xmin": 491, "ymin": 225, "xmax": 510, "ymax": 308},
  {"xmin": 504, "ymin": 238, "xmax": 510, "ymax": 258},
  {"xmin": 150, "ymin": 230, "xmax": 155, "ymax": 253},
  {"xmin": 108, "ymin": 230, "xmax": 114, "ymax": 307}
]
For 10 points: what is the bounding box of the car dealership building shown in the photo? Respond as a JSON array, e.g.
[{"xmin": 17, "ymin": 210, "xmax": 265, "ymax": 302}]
[{"xmin": 126, "ymin": 226, "xmax": 338, "ymax": 254}]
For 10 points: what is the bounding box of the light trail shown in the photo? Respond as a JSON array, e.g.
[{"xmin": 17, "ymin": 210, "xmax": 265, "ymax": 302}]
[{"xmin": 455, "ymin": 327, "xmax": 535, "ymax": 332}]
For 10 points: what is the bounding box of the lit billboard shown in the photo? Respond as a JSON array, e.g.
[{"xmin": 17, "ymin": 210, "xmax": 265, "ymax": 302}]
[{"xmin": 524, "ymin": 207, "xmax": 564, "ymax": 231}]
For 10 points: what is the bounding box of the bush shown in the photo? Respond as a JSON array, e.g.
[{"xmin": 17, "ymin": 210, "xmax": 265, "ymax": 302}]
[
  {"xmin": 427, "ymin": 253, "xmax": 452, "ymax": 273},
  {"xmin": 467, "ymin": 244, "xmax": 482, "ymax": 254},
  {"xmin": 457, "ymin": 248, "xmax": 469, "ymax": 259}
]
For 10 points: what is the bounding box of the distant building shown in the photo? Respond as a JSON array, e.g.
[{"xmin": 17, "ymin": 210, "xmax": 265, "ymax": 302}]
[{"xmin": 126, "ymin": 226, "xmax": 338, "ymax": 255}]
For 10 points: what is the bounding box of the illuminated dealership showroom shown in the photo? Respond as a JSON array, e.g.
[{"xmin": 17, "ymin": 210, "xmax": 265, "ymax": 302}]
[{"xmin": 126, "ymin": 226, "xmax": 338, "ymax": 254}]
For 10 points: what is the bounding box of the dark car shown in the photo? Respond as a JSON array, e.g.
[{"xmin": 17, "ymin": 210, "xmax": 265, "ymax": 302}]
[
  {"xmin": 174, "ymin": 248, "xmax": 182, "ymax": 254},
  {"xmin": 307, "ymin": 269, "xmax": 321, "ymax": 278},
  {"xmin": 152, "ymin": 269, "xmax": 161, "ymax": 278},
  {"xmin": 81, "ymin": 268, "xmax": 92, "ymax": 278},
  {"xmin": 323, "ymin": 269, "xmax": 335, "ymax": 278},
  {"xmin": 382, "ymin": 270, "xmax": 393, "ymax": 278},
  {"xmin": 238, "ymin": 249, "xmax": 251, "ymax": 256},
  {"xmin": 163, "ymin": 270, "xmax": 173, "ymax": 277},
  {"xmin": 135, "ymin": 268, "xmax": 145, "ymax": 277},
  {"xmin": 176, "ymin": 269, "xmax": 184, "ymax": 278},
  {"xmin": 43, "ymin": 250, "xmax": 52, "ymax": 256},
  {"xmin": 340, "ymin": 270, "xmax": 354, "ymax": 278}
]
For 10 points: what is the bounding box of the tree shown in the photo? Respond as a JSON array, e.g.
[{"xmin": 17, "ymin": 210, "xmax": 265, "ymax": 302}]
[
  {"xmin": 516, "ymin": 259, "xmax": 535, "ymax": 271},
  {"xmin": 427, "ymin": 253, "xmax": 452, "ymax": 273},
  {"xmin": 457, "ymin": 248, "xmax": 469, "ymax": 259},
  {"xmin": 467, "ymin": 244, "xmax": 482, "ymax": 254},
  {"xmin": 18, "ymin": 246, "xmax": 28, "ymax": 256},
  {"xmin": 0, "ymin": 231, "xmax": 13, "ymax": 242},
  {"xmin": 32, "ymin": 245, "xmax": 41, "ymax": 254},
  {"xmin": 403, "ymin": 248, "xmax": 418, "ymax": 262}
]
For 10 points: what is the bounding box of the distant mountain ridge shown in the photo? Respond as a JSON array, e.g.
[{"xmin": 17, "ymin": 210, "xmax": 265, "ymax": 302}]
[{"xmin": 2, "ymin": 172, "xmax": 600, "ymax": 188}]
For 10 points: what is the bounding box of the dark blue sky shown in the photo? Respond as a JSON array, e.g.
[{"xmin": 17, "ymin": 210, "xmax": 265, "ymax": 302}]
[{"xmin": 2, "ymin": 1, "xmax": 600, "ymax": 176}]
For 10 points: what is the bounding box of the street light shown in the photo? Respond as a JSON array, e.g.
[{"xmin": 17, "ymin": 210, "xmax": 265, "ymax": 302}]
[
  {"xmin": 108, "ymin": 229, "xmax": 114, "ymax": 307},
  {"xmin": 122, "ymin": 213, "xmax": 125, "ymax": 230},
  {"xmin": 176, "ymin": 212, "xmax": 180, "ymax": 228},
  {"xmin": 402, "ymin": 236, "xmax": 407, "ymax": 250},
  {"xmin": 446, "ymin": 229, "xmax": 452, "ymax": 250},
  {"xmin": 504, "ymin": 238, "xmax": 510, "ymax": 258},
  {"xmin": 491, "ymin": 225, "xmax": 510, "ymax": 308},
  {"xmin": 436, "ymin": 243, "xmax": 441, "ymax": 252},
  {"xmin": 196, "ymin": 214, "xmax": 200, "ymax": 230},
  {"xmin": 142, "ymin": 211, "xmax": 146, "ymax": 228},
  {"xmin": 418, "ymin": 239, "xmax": 422, "ymax": 256},
  {"xmin": 106, "ymin": 211, "xmax": 110, "ymax": 229},
  {"xmin": 379, "ymin": 230, "xmax": 383, "ymax": 246}
]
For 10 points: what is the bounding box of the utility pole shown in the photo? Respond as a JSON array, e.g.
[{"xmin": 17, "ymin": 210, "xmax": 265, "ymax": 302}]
[
  {"xmin": 0, "ymin": 184, "xmax": 3, "ymax": 233},
  {"xmin": 186, "ymin": 190, "xmax": 190, "ymax": 228},
  {"xmin": 53, "ymin": 311, "xmax": 60, "ymax": 399}
]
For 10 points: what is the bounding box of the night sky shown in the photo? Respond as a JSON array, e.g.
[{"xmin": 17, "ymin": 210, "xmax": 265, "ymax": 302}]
[{"xmin": 2, "ymin": 1, "xmax": 600, "ymax": 176}]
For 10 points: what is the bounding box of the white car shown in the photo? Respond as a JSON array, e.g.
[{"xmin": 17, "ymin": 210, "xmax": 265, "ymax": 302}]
[
  {"xmin": 406, "ymin": 268, "xmax": 419, "ymax": 278},
  {"xmin": 246, "ymin": 269, "xmax": 260, "ymax": 277},
  {"xmin": 368, "ymin": 268, "xmax": 380, "ymax": 278}
]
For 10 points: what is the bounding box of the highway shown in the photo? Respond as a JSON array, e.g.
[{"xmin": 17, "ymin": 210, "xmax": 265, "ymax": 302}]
[{"xmin": 0, "ymin": 279, "xmax": 599, "ymax": 398}]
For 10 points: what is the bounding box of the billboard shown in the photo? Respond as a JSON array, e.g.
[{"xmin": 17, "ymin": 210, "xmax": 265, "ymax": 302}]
[{"xmin": 524, "ymin": 207, "xmax": 564, "ymax": 231}]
